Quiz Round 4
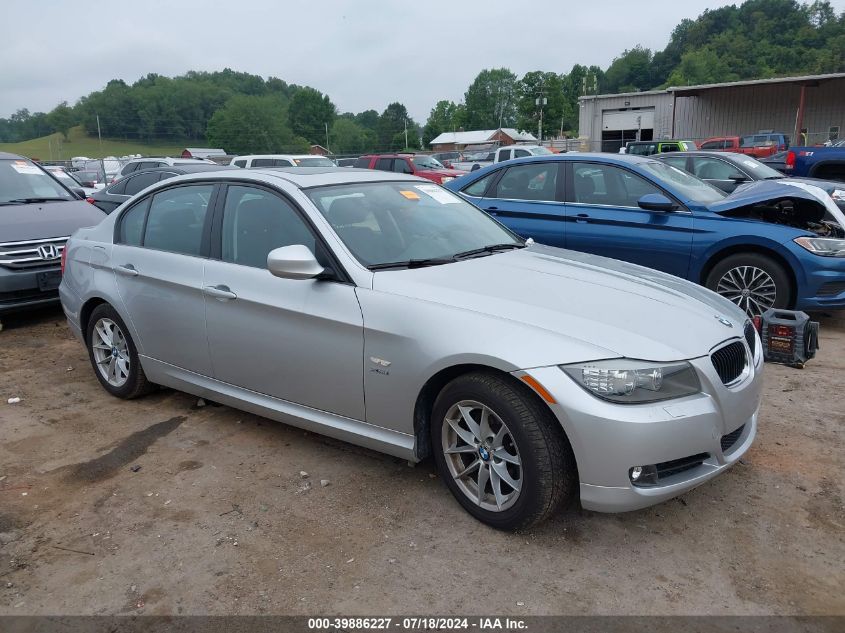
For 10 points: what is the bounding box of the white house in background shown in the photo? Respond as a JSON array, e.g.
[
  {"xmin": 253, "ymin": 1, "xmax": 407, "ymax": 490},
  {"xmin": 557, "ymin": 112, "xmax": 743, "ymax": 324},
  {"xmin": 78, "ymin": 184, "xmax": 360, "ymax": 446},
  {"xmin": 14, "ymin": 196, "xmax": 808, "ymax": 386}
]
[{"xmin": 429, "ymin": 128, "xmax": 537, "ymax": 151}]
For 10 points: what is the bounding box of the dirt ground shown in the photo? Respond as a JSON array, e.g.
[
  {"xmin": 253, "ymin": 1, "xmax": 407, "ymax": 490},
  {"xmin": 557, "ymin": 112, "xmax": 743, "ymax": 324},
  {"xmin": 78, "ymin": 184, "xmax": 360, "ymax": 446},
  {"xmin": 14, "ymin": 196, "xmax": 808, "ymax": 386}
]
[{"xmin": 0, "ymin": 307, "xmax": 842, "ymax": 616}]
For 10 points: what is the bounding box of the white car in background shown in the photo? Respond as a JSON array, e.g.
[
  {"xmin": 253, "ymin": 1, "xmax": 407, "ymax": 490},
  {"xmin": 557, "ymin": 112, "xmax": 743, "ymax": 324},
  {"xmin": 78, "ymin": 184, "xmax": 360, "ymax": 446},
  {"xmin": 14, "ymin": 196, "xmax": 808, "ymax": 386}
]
[
  {"xmin": 43, "ymin": 165, "xmax": 101, "ymax": 195},
  {"xmin": 230, "ymin": 154, "xmax": 336, "ymax": 168}
]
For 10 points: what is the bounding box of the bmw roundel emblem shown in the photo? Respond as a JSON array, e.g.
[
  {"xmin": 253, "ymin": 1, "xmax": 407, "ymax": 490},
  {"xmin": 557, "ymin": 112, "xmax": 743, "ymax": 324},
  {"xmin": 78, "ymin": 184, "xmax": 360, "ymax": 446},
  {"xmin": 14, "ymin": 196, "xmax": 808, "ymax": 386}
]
[
  {"xmin": 478, "ymin": 446, "xmax": 490, "ymax": 461},
  {"xmin": 715, "ymin": 315, "xmax": 733, "ymax": 327}
]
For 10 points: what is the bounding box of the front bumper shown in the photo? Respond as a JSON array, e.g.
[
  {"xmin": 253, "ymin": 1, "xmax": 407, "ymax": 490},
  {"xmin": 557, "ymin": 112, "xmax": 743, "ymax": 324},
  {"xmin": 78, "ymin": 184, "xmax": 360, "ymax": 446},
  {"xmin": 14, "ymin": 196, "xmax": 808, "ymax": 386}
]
[
  {"xmin": 518, "ymin": 334, "xmax": 763, "ymax": 513},
  {"xmin": 790, "ymin": 243, "xmax": 845, "ymax": 311},
  {"xmin": 0, "ymin": 264, "xmax": 62, "ymax": 314}
]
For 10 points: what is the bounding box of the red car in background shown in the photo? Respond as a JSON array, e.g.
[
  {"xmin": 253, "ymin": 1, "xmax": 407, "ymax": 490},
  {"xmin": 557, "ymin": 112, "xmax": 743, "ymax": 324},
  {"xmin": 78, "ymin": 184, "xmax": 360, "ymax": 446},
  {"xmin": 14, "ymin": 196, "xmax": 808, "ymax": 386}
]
[
  {"xmin": 353, "ymin": 154, "xmax": 465, "ymax": 184},
  {"xmin": 699, "ymin": 133, "xmax": 790, "ymax": 158}
]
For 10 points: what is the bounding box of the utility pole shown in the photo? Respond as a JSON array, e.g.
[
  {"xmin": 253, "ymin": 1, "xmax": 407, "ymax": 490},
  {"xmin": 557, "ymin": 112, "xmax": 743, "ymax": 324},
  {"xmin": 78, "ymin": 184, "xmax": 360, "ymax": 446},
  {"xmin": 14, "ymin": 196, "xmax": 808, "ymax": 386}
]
[
  {"xmin": 535, "ymin": 83, "xmax": 547, "ymax": 142},
  {"xmin": 96, "ymin": 114, "xmax": 103, "ymax": 155},
  {"xmin": 404, "ymin": 118, "xmax": 409, "ymax": 149},
  {"xmin": 325, "ymin": 122, "xmax": 330, "ymax": 152}
]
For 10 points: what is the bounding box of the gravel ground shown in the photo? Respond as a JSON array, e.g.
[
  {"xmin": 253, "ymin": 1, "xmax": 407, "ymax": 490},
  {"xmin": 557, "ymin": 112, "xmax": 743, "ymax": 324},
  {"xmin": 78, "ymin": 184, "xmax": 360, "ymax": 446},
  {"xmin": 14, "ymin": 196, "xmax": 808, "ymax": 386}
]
[{"xmin": 0, "ymin": 307, "xmax": 842, "ymax": 616}]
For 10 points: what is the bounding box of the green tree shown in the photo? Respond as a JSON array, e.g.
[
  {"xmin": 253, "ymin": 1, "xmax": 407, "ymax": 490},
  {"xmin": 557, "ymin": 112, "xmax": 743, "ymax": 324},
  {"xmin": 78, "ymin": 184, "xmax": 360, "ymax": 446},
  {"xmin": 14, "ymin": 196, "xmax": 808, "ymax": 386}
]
[
  {"xmin": 422, "ymin": 100, "xmax": 465, "ymax": 146},
  {"xmin": 463, "ymin": 68, "xmax": 519, "ymax": 130},
  {"xmin": 602, "ymin": 46, "xmax": 654, "ymax": 93},
  {"xmin": 330, "ymin": 118, "xmax": 376, "ymax": 153},
  {"xmin": 288, "ymin": 87, "xmax": 336, "ymax": 144},
  {"xmin": 206, "ymin": 94, "xmax": 306, "ymax": 155},
  {"xmin": 377, "ymin": 102, "xmax": 416, "ymax": 150},
  {"xmin": 355, "ymin": 109, "xmax": 380, "ymax": 132},
  {"xmin": 47, "ymin": 101, "xmax": 75, "ymax": 141},
  {"xmin": 516, "ymin": 72, "xmax": 566, "ymax": 140}
]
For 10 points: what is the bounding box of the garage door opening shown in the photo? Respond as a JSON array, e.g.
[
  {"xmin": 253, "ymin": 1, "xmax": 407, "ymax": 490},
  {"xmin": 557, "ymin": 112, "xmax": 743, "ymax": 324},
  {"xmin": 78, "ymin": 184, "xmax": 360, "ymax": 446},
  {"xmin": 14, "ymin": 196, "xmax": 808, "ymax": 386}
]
[{"xmin": 601, "ymin": 108, "xmax": 655, "ymax": 152}]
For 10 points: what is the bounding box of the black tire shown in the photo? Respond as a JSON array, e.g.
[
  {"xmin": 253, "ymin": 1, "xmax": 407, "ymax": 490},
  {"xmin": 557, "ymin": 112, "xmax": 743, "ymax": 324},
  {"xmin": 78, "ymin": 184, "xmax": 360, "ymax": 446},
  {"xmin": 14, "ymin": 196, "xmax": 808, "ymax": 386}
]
[
  {"xmin": 705, "ymin": 252, "xmax": 793, "ymax": 316},
  {"xmin": 85, "ymin": 303, "xmax": 154, "ymax": 399},
  {"xmin": 430, "ymin": 371, "xmax": 576, "ymax": 531}
]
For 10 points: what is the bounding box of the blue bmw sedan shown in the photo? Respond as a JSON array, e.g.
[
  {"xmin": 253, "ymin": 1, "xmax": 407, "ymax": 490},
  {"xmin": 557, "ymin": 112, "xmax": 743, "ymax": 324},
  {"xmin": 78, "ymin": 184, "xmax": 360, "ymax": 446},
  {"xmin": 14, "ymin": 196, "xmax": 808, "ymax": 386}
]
[{"xmin": 446, "ymin": 153, "xmax": 845, "ymax": 316}]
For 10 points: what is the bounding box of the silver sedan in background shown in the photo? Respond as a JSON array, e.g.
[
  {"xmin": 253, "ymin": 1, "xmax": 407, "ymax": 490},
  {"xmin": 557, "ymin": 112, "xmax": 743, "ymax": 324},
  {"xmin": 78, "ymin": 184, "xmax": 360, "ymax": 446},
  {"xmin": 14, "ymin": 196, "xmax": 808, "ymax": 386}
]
[{"xmin": 59, "ymin": 168, "xmax": 762, "ymax": 530}]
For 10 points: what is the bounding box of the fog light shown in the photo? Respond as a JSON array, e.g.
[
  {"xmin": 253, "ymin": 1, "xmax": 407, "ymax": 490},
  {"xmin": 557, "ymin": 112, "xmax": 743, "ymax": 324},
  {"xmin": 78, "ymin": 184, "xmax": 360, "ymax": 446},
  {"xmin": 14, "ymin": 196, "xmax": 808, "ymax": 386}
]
[{"xmin": 629, "ymin": 465, "xmax": 659, "ymax": 486}]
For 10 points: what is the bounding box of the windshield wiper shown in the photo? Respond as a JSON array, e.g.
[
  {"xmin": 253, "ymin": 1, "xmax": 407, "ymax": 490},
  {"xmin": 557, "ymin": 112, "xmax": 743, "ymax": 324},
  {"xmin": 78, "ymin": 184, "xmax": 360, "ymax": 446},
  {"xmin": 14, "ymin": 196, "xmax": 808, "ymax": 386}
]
[
  {"xmin": 6, "ymin": 197, "xmax": 72, "ymax": 204},
  {"xmin": 369, "ymin": 257, "xmax": 456, "ymax": 271},
  {"xmin": 454, "ymin": 242, "xmax": 525, "ymax": 260}
]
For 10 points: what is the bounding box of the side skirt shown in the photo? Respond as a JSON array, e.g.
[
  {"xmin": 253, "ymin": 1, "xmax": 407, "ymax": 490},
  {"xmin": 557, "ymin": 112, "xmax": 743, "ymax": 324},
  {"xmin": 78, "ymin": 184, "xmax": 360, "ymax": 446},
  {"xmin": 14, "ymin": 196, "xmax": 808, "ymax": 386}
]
[{"xmin": 141, "ymin": 356, "xmax": 417, "ymax": 461}]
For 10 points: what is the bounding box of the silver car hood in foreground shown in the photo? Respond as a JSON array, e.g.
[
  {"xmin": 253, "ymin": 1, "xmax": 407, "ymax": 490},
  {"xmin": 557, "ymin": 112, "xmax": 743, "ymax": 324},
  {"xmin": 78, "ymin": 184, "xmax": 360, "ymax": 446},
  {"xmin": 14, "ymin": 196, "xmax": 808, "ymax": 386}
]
[{"xmin": 372, "ymin": 244, "xmax": 747, "ymax": 363}]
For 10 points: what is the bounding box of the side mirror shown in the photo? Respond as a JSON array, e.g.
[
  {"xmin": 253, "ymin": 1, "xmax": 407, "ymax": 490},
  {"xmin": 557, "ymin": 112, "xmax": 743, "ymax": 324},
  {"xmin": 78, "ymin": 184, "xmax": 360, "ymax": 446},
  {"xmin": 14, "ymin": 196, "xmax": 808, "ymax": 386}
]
[
  {"xmin": 728, "ymin": 171, "xmax": 749, "ymax": 182},
  {"xmin": 637, "ymin": 193, "xmax": 676, "ymax": 212},
  {"xmin": 267, "ymin": 245, "xmax": 324, "ymax": 280},
  {"xmin": 72, "ymin": 187, "xmax": 87, "ymax": 199}
]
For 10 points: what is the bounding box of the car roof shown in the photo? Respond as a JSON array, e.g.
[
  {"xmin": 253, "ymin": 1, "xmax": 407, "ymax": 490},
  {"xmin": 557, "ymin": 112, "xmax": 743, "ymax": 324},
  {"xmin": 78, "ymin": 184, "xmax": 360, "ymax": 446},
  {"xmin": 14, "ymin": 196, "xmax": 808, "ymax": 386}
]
[
  {"xmin": 493, "ymin": 152, "xmax": 658, "ymax": 166},
  {"xmin": 232, "ymin": 154, "xmax": 319, "ymax": 160},
  {"xmin": 137, "ymin": 164, "xmax": 229, "ymax": 174},
  {"xmin": 657, "ymin": 151, "xmax": 748, "ymax": 159},
  {"xmin": 153, "ymin": 167, "xmax": 430, "ymax": 189}
]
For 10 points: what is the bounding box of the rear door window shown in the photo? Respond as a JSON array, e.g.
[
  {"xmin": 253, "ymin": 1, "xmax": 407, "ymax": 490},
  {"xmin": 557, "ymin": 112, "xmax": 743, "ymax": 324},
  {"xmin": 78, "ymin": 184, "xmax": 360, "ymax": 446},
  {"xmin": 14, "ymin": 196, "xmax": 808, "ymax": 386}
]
[
  {"xmin": 143, "ymin": 184, "xmax": 214, "ymax": 256},
  {"xmin": 375, "ymin": 158, "xmax": 392, "ymax": 171},
  {"xmin": 499, "ymin": 149, "xmax": 512, "ymax": 161},
  {"xmin": 491, "ymin": 163, "xmax": 559, "ymax": 202},
  {"xmin": 123, "ymin": 171, "xmax": 162, "ymax": 196},
  {"xmin": 251, "ymin": 158, "xmax": 275, "ymax": 167}
]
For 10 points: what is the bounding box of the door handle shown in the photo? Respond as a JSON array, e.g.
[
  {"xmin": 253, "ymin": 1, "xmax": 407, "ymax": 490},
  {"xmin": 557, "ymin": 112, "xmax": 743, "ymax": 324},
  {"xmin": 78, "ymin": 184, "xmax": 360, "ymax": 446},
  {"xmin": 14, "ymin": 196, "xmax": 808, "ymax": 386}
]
[
  {"xmin": 115, "ymin": 264, "xmax": 139, "ymax": 277},
  {"xmin": 485, "ymin": 206, "xmax": 499, "ymax": 215},
  {"xmin": 575, "ymin": 213, "xmax": 590, "ymax": 224},
  {"xmin": 204, "ymin": 285, "xmax": 237, "ymax": 301}
]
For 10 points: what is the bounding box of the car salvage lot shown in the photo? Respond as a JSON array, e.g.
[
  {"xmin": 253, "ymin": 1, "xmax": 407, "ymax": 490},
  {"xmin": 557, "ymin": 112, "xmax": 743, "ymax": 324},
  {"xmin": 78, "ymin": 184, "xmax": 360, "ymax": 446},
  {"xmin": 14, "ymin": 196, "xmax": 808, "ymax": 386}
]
[{"xmin": 0, "ymin": 308, "xmax": 843, "ymax": 616}]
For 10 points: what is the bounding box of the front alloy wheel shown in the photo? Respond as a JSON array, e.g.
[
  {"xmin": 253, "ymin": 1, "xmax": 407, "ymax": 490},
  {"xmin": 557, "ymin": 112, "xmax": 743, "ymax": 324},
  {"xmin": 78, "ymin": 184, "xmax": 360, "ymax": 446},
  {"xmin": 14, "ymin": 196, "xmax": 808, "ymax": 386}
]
[
  {"xmin": 431, "ymin": 371, "xmax": 576, "ymax": 530},
  {"xmin": 442, "ymin": 400, "xmax": 522, "ymax": 512},
  {"xmin": 715, "ymin": 266, "xmax": 777, "ymax": 316}
]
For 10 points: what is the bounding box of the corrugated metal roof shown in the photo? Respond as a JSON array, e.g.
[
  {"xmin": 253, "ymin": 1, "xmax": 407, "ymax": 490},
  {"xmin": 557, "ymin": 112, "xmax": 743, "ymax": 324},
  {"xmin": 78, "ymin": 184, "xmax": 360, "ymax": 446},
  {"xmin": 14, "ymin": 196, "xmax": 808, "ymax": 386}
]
[
  {"xmin": 183, "ymin": 147, "xmax": 227, "ymax": 156},
  {"xmin": 579, "ymin": 72, "xmax": 845, "ymax": 101},
  {"xmin": 429, "ymin": 128, "xmax": 538, "ymax": 145}
]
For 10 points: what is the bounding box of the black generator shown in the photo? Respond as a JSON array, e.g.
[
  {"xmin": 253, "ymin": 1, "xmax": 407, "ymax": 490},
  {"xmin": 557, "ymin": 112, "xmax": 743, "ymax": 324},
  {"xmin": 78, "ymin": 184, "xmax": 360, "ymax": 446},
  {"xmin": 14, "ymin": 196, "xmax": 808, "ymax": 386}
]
[{"xmin": 756, "ymin": 309, "xmax": 819, "ymax": 368}]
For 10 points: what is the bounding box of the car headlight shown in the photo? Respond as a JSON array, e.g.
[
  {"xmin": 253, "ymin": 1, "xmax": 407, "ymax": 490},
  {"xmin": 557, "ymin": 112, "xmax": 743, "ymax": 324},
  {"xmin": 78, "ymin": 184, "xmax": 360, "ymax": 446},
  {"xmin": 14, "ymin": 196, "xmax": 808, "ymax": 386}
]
[
  {"xmin": 794, "ymin": 236, "xmax": 845, "ymax": 257},
  {"xmin": 560, "ymin": 359, "xmax": 701, "ymax": 404},
  {"xmin": 440, "ymin": 176, "xmax": 454, "ymax": 184}
]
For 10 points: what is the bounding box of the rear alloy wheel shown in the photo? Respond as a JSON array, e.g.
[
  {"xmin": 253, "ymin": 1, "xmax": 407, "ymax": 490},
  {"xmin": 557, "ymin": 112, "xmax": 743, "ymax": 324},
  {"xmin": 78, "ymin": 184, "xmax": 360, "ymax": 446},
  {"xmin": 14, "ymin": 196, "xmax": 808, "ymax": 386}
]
[
  {"xmin": 706, "ymin": 253, "xmax": 792, "ymax": 317},
  {"xmin": 431, "ymin": 371, "xmax": 576, "ymax": 530},
  {"xmin": 86, "ymin": 304, "xmax": 154, "ymax": 399}
]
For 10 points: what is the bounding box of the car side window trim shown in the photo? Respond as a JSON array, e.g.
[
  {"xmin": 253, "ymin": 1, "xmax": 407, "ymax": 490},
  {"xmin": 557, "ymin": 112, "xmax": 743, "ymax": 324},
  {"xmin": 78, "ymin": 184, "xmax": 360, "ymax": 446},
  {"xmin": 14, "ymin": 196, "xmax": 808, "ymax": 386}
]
[
  {"xmin": 208, "ymin": 180, "xmax": 352, "ymax": 285},
  {"xmin": 113, "ymin": 181, "xmax": 222, "ymax": 257},
  {"xmin": 564, "ymin": 161, "xmax": 689, "ymax": 212},
  {"xmin": 483, "ymin": 162, "xmax": 566, "ymax": 205}
]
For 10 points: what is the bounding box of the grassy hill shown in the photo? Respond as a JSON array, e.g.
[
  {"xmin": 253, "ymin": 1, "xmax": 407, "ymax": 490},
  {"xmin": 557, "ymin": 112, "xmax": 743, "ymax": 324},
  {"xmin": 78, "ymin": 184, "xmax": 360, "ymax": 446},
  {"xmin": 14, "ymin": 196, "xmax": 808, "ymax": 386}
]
[{"xmin": 0, "ymin": 126, "xmax": 187, "ymax": 160}]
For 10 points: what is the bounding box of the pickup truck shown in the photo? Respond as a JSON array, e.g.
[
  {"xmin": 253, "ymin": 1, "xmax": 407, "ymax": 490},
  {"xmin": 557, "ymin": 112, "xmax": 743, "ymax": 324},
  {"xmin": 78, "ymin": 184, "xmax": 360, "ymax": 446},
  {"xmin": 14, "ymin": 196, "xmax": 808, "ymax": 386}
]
[
  {"xmin": 451, "ymin": 145, "xmax": 553, "ymax": 172},
  {"xmin": 699, "ymin": 133, "xmax": 789, "ymax": 158},
  {"xmin": 784, "ymin": 142, "xmax": 845, "ymax": 182}
]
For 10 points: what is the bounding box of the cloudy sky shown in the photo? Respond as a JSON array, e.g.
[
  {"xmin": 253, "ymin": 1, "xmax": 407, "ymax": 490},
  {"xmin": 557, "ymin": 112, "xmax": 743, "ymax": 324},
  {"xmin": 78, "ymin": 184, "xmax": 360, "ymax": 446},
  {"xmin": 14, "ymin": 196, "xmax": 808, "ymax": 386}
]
[{"xmin": 3, "ymin": 0, "xmax": 844, "ymax": 122}]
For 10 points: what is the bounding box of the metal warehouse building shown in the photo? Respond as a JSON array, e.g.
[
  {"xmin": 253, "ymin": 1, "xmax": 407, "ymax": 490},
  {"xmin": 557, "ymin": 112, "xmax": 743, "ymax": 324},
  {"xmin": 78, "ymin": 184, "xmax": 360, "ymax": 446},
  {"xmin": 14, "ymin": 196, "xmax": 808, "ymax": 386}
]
[{"xmin": 578, "ymin": 72, "xmax": 845, "ymax": 153}]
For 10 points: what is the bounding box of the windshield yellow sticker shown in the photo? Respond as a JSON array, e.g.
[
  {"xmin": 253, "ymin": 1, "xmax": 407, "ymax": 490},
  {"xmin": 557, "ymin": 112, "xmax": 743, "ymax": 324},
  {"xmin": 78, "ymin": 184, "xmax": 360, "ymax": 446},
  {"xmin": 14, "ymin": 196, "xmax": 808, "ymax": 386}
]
[
  {"xmin": 414, "ymin": 184, "xmax": 460, "ymax": 204},
  {"xmin": 399, "ymin": 190, "xmax": 420, "ymax": 200}
]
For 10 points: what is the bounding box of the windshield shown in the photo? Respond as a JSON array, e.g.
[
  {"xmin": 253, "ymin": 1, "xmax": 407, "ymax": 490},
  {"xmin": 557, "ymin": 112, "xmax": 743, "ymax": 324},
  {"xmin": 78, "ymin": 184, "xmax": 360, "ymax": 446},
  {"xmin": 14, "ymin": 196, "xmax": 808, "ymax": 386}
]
[
  {"xmin": 306, "ymin": 181, "xmax": 522, "ymax": 268},
  {"xmin": 411, "ymin": 156, "xmax": 445, "ymax": 170},
  {"xmin": 732, "ymin": 156, "xmax": 784, "ymax": 179},
  {"xmin": 0, "ymin": 159, "xmax": 76, "ymax": 204},
  {"xmin": 639, "ymin": 161, "xmax": 726, "ymax": 204},
  {"xmin": 293, "ymin": 157, "xmax": 336, "ymax": 167},
  {"xmin": 49, "ymin": 169, "xmax": 83, "ymax": 187}
]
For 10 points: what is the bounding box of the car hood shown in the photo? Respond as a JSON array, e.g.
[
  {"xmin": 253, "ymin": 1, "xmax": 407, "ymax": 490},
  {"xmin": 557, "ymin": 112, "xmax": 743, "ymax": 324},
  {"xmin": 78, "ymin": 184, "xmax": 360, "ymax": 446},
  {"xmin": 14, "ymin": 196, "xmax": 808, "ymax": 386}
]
[
  {"xmin": 707, "ymin": 179, "xmax": 825, "ymax": 213},
  {"xmin": 372, "ymin": 244, "xmax": 748, "ymax": 363},
  {"xmin": 1, "ymin": 200, "xmax": 105, "ymax": 242},
  {"xmin": 713, "ymin": 178, "xmax": 845, "ymax": 228}
]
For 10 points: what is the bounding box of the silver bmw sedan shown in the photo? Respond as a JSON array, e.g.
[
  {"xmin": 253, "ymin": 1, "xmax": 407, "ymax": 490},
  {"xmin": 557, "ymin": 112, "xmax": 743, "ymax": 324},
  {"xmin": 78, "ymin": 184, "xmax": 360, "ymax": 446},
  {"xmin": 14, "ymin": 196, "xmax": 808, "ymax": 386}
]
[{"xmin": 59, "ymin": 167, "xmax": 762, "ymax": 530}]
